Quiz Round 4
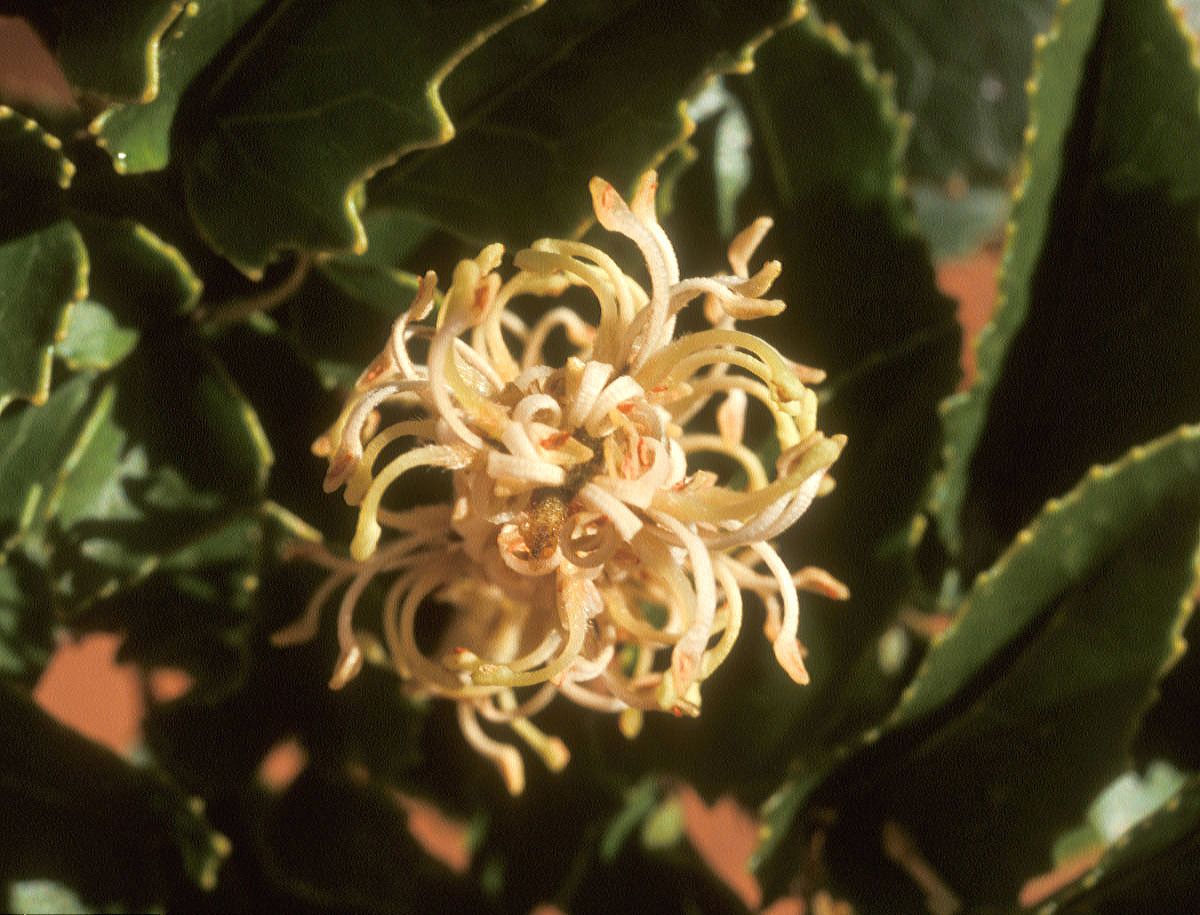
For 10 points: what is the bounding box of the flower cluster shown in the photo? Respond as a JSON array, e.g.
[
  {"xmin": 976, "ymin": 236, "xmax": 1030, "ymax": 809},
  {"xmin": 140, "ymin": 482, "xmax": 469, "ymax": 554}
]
[{"xmin": 274, "ymin": 172, "xmax": 847, "ymax": 794}]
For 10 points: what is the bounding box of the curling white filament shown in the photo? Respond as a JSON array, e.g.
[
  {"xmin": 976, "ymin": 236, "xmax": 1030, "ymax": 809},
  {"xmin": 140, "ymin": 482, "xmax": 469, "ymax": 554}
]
[{"xmin": 274, "ymin": 172, "xmax": 848, "ymax": 794}]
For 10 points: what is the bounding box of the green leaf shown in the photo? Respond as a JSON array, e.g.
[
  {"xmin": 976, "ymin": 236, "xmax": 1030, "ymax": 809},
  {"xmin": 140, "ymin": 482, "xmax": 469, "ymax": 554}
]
[
  {"xmin": 811, "ymin": 0, "xmax": 1056, "ymax": 181},
  {"xmin": 936, "ymin": 0, "xmax": 1200, "ymax": 564},
  {"xmin": 0, "ymin": 554, "xmax": 55, "ymax": 688},
  {"xmin": 754, "ymin": 425, "xmax": 1200, "ymax": 905},
  {"xmin": 0, "ymin": 213, "xmax": 269, "ymax": 620},
  {"xmin": 0, "ymin": 104, "xmax": 75, "ymax": 204},
  {"xmin": 0, "ymin": 220, "xmax": 87, "ymax": 410},
  {"xmin": 91, "ymin": 0, "xmax": 270, "ymax": 174},
  {"xmin": 1042, "ymin": 775, "xmax": 1200, "ymax": 914},
  {"xmin": 75, "ymin": 215, "xmax": 203, "ymax": 317},
  {"xmin": 45, "ymin": 0, "xmax": 188, "ymax": 102},
  {"xmin": 286, "ymin": 271, "xmax": 420, "ymax": 393},
  {"xmin": 315, "ymin": 207, "xmax": 433, "ymax": 308},
  {"xmin": 84, "ymin": 513, "xmax": 264, "ymax": 697},
  {"xmin": 739, "ymin": 7, "xmax": 960, "ymax": 723},
  {"xmin": 369, "ymin": 0, "xmax": 799, "ymax": 246},
  {"xmin": 0, "ymin": 372, "xmax": 97, "ymax": 549},
  {"xmin": 0, "ymin": 203, "xmax": 271, "ymax": 713},
  {"xmin": 896, "ymin": 442, "xmax": 1199, "ymax": 730},
  {"xmin": 264, "ymin": 208, "xmax": 433, "ymax": 390},
  {"xmin": 43, "ymin": 334, "xmax": 271, "ymax": 614},
  {"xmin": 0, "ymin": 680, "xmax": 228, "ymax": 906},
  {"xmin": 619, "ymin": 7, "xmax": 959, "ymax": 795},
  {"xmin": 934, "ymin": 0, "xmax": 1102, "ymax": 557},
  {"xmin": 55, "ymin": 300, "xmax": 140, "ymax": 372},
  {"xmin": 0, "ymin": 106, "xmax": 85, "ymax": 410},
  {"xmin": 49, "ymin": 195, "xmax": 199, "ymax": 378},
  {"xmin": 178, "ymin": 0, "xmax": 540, "ymax": 276},
  {"xmin": 201, "ymin": 317, "xmax": 344, "ymax": 535}
]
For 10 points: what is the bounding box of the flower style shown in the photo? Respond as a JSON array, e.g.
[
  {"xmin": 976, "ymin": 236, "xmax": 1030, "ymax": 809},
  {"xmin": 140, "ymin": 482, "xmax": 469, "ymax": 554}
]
[{"xmin": 274, "ymin": 172, "xmax": 847, "ymax": 794}]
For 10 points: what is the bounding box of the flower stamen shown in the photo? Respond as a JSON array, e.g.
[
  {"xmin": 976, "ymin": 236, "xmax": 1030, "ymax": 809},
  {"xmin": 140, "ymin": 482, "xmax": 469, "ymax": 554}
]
[{"xmin": 278, "ymin": 172, "xmax": 846, "ymax": 792}]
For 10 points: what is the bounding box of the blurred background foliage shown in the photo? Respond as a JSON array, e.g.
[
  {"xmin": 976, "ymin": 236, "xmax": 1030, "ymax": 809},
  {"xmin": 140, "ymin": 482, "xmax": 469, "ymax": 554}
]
[{"xmin": 1, "ymin": 0, "xmax": 1199, "ymax": 912}]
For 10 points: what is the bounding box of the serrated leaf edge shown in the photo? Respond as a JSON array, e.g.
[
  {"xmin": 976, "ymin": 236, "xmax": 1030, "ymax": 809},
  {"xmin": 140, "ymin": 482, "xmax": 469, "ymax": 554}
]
[
  {"xmin": 808, "ymin": 8, "xmax": 913, "ymax": 226},
  {"xmin": 136, "ymin": 0, "xmax": 192, "ymax": 104},
  {"xmin": 572, "ymin": 0, "xmax": 809, "ymax": 239},
  {"xmin": 894, "ymin": 423, "xmax": 1200, "ymax": 729},
  {"xmin": 87, "ymin": 1, "xmax": 203, "ymax": 171},
  {"xmin": 192, "ymin": 0, "xmax": 546, "ymax": 278},
  {"xmin": 932, "ymin": 0, "xmax": 1106, "ymax": 553},
  {"xmin": 0, "ymin": 105, "xmax": 77, "ymax": 190},
  {"xmin": 752, "ymin": 423, "xmax": 1200, "ymax": 886},
  {"xmin": 0, "ymin": 109, "xmax": 87, "ymax": 411}
]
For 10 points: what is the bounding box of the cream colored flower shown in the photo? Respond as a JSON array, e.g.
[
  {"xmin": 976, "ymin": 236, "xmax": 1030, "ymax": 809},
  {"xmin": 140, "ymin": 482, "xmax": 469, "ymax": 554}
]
[{"xmin": 274, "ymin": 172, "xmax": 847, "ymax": 794}]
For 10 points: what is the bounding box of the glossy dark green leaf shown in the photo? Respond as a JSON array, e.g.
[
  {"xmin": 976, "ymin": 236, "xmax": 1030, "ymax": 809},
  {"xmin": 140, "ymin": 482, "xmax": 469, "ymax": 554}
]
[
  {"xmin": 369, "ymin": 0, "xmax": 798, "ymax": 246},
  {"xmin": 1043, "ymin": 776, "xmax": 1200, "ymax": 914},
  {"xmin": 0, "ymin": 220, "xmax": 87, "ymax": 410},
  {"xmin": 41, "ymin": 0, "xmax": 186, "ymax": 102},
  {"xmin": 936, "ymin": 0, "xmax": 1200, "ymax": 567},
  {"xmin": 934, "ymin": 0, "xmax": 1102, "ymax": 556},
  {"xmin": 315, "ymin": 208, "xmax": 430, "ymax": 312},
  {"xmin": 0, "ymin": 106, "xmax": 84, "ymax": 410},
  {"xmin": 754, "ymin": 425, "xmax": 1200, "ymax": 906},
  {"xmin": 179, "ymin": 0, "xmax": 540, "ymax": 276},
  {"xmin": 285, "ymin": 270, "xmax": 419, "ymax": 392},
  {"xmin": 323, "ymin": 208, "xmax": 435, "ymax": 284},
  {"xmin": 0, "ymin": 680, "xmax": 228, "ymax": 907},
  {"xmin": 293, "ymin": 208, "xmax": 432, "ymax": 387},
  {"xmin": 811, "ymin": 0, "xmax": 1056, "ymax": 181},
  {"xmin": 54, "ymin": 216, "xmax": 202, "ymax": 372},
  {"xmin": 92, "ymin": 0, "xmax": 270, "ymax": 173},
  {"xmin": 88, "ymin": 513, "xmax": 264, "ymax": 698},
  {"xmin": 895, "ymin": 436, "xmax": 1200, "ymax": 731},
  {"xmin": 0, "ymin": 103, "xmax": 75, "ymax": 208},
  {"xmin": 0, "ymin": 372, "xmax": 97, "ymax": 549},
  {"xmin": 75, "ymin": 215, "xmax": 203, "ymax": 317}
]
